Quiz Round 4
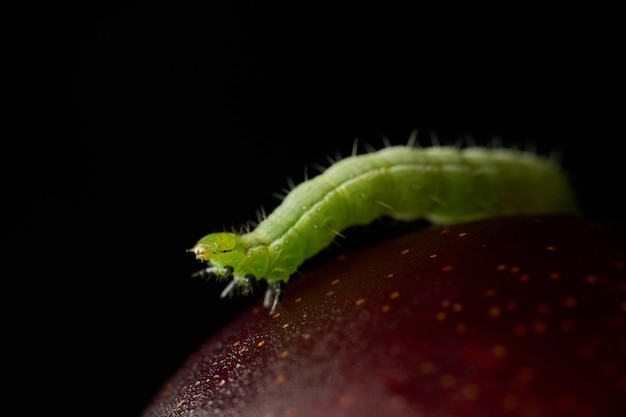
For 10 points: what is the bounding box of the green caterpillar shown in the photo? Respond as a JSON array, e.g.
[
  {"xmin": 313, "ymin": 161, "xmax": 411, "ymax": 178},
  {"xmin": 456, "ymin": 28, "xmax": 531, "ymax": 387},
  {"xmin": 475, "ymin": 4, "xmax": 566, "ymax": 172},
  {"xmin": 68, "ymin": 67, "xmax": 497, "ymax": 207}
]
[{"xmin": 190, "ymin": 138, "xmax": 578, "ymax": 313}]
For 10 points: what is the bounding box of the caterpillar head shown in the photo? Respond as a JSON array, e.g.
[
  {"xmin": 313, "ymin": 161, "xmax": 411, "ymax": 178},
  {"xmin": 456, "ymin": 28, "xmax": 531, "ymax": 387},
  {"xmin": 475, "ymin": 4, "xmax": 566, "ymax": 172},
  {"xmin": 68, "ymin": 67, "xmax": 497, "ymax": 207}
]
[{"xmin": 190, "ymin": 232, "xmax": 248, "ymax": 270}]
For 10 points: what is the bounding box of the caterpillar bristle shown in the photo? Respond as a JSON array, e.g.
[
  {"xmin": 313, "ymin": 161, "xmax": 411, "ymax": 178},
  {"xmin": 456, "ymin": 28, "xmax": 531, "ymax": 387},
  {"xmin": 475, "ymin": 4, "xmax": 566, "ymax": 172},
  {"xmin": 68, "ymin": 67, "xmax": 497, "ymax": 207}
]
[
  {"xmin": 328, "ymin": 227, "xmax": 346, "ymax": 239},
  {"xmin": 406, "ymin": 129, "xmax": 419, "ymax": 148},
  {"xmin": 486, "ymin": 135, "xmax": 503, "ymax": 150},
  {"xmin": 380, "ymin": 134, "xmax": 392, "ymax": 149},
  {"xmin": 237, "ymin": 223, "xmax": 248, "ymax": 234},
  {"xmin": 256, "ymin": 207, "xmax": 268, "ymax": 223},
  {"xmin": 455, "ymin": 134, "xmax": 476, "ymax": 149},
  {"xmin": 522, "ymin": 140, "xmax": 538, "ymax": 156},
  {"xmin": 507, "ymin": 141, "xmax": 520, "ymax": 151},
  {"xmin": 286, "ymin": 177, "xmax": 297, "ymax": 191},
  {"xmin": 351, "ymin": 137, "xmax": 360, "ymax": 157},
  {"xmin": 428, "ymin": 130, "xmax": 441, "ymax": 147},
  {"xmin": 362, "ymin": 142, "xmax": 377, "ymax": 154},
  {"xmin": 375, "ymin": 199, "xmax": 394, "ymax": 211},
  {"xmin": 311, "ymin": 161, "xmax": 328, "ymax": 174},
  {"xmin": 272, "ymin": 191, "xmax": 286, "ymax": 201},
  {"xmin": 429, "ymin": 194, "xmax": 446, "ymax": 207},
  {"xmin": 547, "ymin": 148, "xmax": 564, "ymax": 165},
  {"xmin": 324, "ymin": 150, "xmax": 343, "ymax": 166}
]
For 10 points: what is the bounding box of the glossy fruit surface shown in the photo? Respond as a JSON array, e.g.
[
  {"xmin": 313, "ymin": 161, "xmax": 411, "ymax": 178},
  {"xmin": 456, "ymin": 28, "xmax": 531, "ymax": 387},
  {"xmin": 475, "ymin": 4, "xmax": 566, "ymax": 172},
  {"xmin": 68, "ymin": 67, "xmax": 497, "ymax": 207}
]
[{"xmin": 143, "ymin": 215, "xmax": 626, "ymax": 417}]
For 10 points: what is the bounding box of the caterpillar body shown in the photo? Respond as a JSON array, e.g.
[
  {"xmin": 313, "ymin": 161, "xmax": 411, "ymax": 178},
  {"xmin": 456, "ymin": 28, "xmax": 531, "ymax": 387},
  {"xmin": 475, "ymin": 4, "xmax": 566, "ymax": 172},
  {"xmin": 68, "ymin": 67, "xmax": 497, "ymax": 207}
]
[{"xmin": 190, "ymin": 142, "xmax": 578, "ymax": 314}]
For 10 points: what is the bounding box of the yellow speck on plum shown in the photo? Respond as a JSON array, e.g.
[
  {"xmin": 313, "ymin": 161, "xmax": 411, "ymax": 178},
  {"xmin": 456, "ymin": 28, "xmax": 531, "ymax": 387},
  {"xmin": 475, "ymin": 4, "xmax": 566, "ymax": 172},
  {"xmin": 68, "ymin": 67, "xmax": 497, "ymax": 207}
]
[
  {"xmin": 279, "ymin": 350, "xmax": 289, "ymax": 358},
  {"xmin": 531, "ymin": 320, "xmax": 548, "ymax": 334},
  {"xmin": 238, "ymin": 346, "xmax": 248, "ymax": 354},
  {"xmin": 338, "ymin": 393, "xmax": 355, "ymax": 408},
  {"xmin": 578, "ymin": 345, "xmax": 595, "ymax": 360},
  {"xmin": 386, "ymin": 273, "xmax": 395, "ymax": 278},
  {"xmin": 440, "ymin": 374, "xmax": 456, "ymax": 388},
  {"xmin": 419, "ymin": 361, "xmax": 436, "ymax": 375},
  {"xmin": 484, "ymin": 289, "xmax": 497, "ymax": 297},
  {"xmin": 495, "ymin": 264, "xmax": 507, "ymax": 271},
  {"xmin": 381, "ymin": 304, "xmax": 392, "ymax": 313},
  {"xmin": 512, "ymin": 367, "xmax": 537, "ymax": 388},
  {"xmin": 436, "ymin": 311, "xmax": 447, "ymax": 321},
  {"xmin": 175, "ymin": 400, "xmax": 185, "ymax": 408},
  {"xmin": 457, "ymin": 232, "xmax": 468, "ymax": 237},
  {"xmin": 488, "ymin": 306, "xmax": 502, "ymax": 317},
  {"xmin": 275, "ymin": 374, "xmax": 287, "ymax": 384},
  {"xmin": 492, "ymin": 344, "xmax": 508, "ymax": 358},
  {"xmin": 389, "ymin": 291, "xmax": 400, "ymax": 299},
  {"xmin": 452, "ymin": 302, "xmax": 463, "ymax": 312},
  {"xmin": 294, "ymin": 297, "xmax": 302, "ymax": 303},
  {"xmin": 257, "ymin": 340, "xmax": 266, "ymax": 347},
  {"xmin": 563, "ymin": 297, "xmax": 578, "ymax": 308},
  {"xmin": 501, "ymin": 393, "xmax": 520, "ymax": 411},
  {"xmin": 546, "ymin": 245, "xmax": 558, "ymax": 251},
  {"xmin": 282, "ymin": 323, "xmax": 290, "ymax": 329},
  {"xmin": 461, "ymin": 383, "xmax": 480, "ymax": 400},
  {"xmin": 325, "ymin": 291, "xmax": 334, "ymax": 297},
  {"xmin": 441, "ymin": 264, "xmax": 454, "ymax": 272},
  {"xmin": 355, "ymin": 298, "xmax": 366, "ymax": 306},
  {"xmin": 536, "ymin": 303, "xmax": 551, "ymax": 314},
  {"xmin": 429, "ymin": 254, "xmax": 437, "ymax": 258},
  {"xmin": 400, "ymin": 249, "xmax": 410, "ymax": 255},
  {"xmin": 389, "ymin": 395, "xmax": 408, "ymax": 411},
  {"xmin": 331, "ymin": 278, "xmax": 340, "ymax": 285},
  {"xmin": 455, "ymin": 323, "xmax": 468, "ymax": 334},
  {"xmin": 218, "ymin": 379, "xmax": 226, "ymax": 387},
  {"xmin": 514, "ymin": 324, "xmax": 529, "ymax": 337}
]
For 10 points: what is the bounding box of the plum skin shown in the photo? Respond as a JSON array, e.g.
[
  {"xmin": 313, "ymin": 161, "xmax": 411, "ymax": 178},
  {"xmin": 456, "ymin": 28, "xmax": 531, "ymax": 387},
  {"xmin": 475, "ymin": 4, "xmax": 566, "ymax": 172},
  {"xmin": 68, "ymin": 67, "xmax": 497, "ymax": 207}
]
[{"xmin": 142, "ymin": 215, "xmax": 626, "ymax": 417}]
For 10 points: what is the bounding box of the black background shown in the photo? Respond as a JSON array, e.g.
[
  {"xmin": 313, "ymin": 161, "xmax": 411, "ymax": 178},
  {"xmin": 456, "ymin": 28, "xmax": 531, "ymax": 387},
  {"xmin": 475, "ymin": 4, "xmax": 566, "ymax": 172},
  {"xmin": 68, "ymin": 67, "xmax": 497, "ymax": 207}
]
[{"xmin": 9, "ymin": 3, "xmax": 624, "ymax": 416}]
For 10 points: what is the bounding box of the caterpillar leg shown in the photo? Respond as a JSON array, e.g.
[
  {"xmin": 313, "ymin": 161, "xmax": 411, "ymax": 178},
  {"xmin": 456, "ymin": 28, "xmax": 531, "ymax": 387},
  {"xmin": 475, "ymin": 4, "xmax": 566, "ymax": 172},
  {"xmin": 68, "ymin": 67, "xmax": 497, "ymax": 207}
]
[
  {"xmin": 264, "ymin": 282, "xmax": 286, "ymax": 315},
  {"xmin": 193, "ymin": 267, "xmax": 254, "ymax": 299},
  {"xmin": 220, "ymin": 278, "xmax": 240, "ymax": 298},
  {"xmin": 220, "ymin": 275, "xmax": 253, "ymax": 299},
  {"xmin": 191, "ymin": 266, "xmax": 232, "ymax": 279}
]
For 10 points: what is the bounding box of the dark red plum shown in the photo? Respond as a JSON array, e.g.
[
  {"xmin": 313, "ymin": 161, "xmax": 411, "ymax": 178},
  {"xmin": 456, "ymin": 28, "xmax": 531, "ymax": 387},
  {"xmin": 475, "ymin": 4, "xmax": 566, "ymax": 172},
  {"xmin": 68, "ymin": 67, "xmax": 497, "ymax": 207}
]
[{"xmin": 143, "ymin": 215, "xmax": 626, "ymax": 417}]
